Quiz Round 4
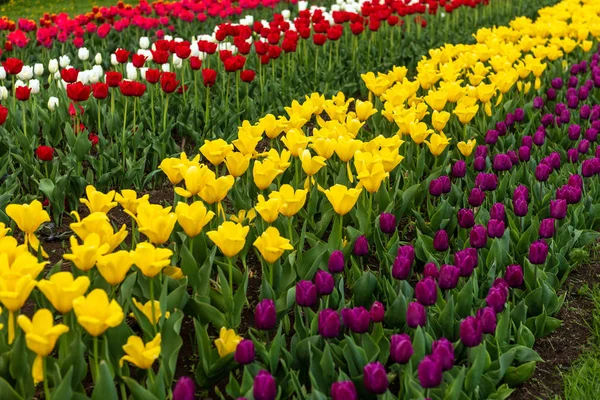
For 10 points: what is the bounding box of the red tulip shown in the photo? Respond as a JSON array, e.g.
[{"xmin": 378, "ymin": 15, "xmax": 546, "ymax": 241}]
[
  {"xmin": 15, "ymin": 86, "xmax": 31, "ymax": 101},
  {"xmin": 189, "ymin": 56, "xmax": 202, "ymax": 70},
  {"xmin": 88, "ymin": 133, "xmax": 99, "ymax": 146},
  {"xmin": 240, "ymin": 70, "xmax": 256, "ymax": 83},
  {"xmin": 105, "ymin": 71, "xmax": 123, "ymax": 87},
  {"xmin": 313, "ymin": 34, "xmax": 327, "ymax": 46},
  {"xmin": 67, "ymin": 82, "xmax": 91, "ymax": 102},
  {"xmin": 160, "ymin": 72, "xmax": 180, "ymax": 93},
  {"xmin": 145, "ymin": 68, "xmax": 161, "ymax": 84},
  {"xmin": 35, "ymin": 145, "xmax": 54, "ymax": 161},
  {"xmin": 202, "ymin": 69, "xmax": 217, "ymax": 87},
  {"xmin": 2, "ymin": 57, "xmax": 23, "ymax": 74},
  {"xmin": 92, "ymin": 82, "xmax": 109, "ymax": 99},
  {"xmin": 0, "ymin": 105, "xmax": 7, "ymax": 125},
  {"xmin": 175, "ymin": 42, "xmax": 191, "ymax": 59},
  {"xmin": 61, "ymin": 67, "xmax": 79, "ymax": 83},
  {"xmin": 132, "ymin": 54, "xmax": 147, "ymax": 68},
  {"xmin": 114, "ymin": 48, "xmax": 130, "ymax": 63},
  {"xmin": 151, "ymin": 49, "xmax": 170, "ymax": 64}
]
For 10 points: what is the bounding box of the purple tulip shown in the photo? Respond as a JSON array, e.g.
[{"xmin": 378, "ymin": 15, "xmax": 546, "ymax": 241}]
[
  {"xmin": 363, "ymin": 362, "xmax": 388, "ymax": 394},
  {"xmin": 493, "ymin": 278, "xmax": 510, "ymax": 293},
  {"xmin": 418, "ymin": 355, "xmax": 443, "ymax": 388},
  {"xmin": 585, "ymin": 128, "xmax": 598, "ymax": 142},
  {"xmin": 296, "ymin": 281, "xmax": 317, "ymax": 307},
  {"xmin": 533, "ymin": 129, "xmax": 547, "ymax": 145},
  {"xmin": 513, "ymin": 198, "xmax": 528, "ymax": 217},
  {"xmin": 439, "ymin": 176, "xmax": 451, "ymax": 193},
  {"xmin": 234, "ymin": 340, "xmax": 255, "ymax": 365},
  {"xmin": 397, "ymin": 245, "xmax": 415, "ymax": 263},
  {"xmin": 458, "ymin": 208, "xmax": 475, "ymax": 229},
  {"xmin": 470, "ymin": 224, "xmax": 487, "ymax": 248},
  {"xmin": 390, "ymin": 334, "xmax": 414, "ymax": 364},
  {"xmin": 569, "ymin": 76, "xmax": 579, "ymax": 88},
  {"xmin": 546, "ymin": 87, "xmax": 557, "ymax": 101},
  {"xmin": 473, "ymin": 156, "xmax": 486, "ymax": 171},
  {"xmin": 392, "ymin": 255, "xmax": 411, "ymax": 280},
  {"xmin": 253, "ymin": 371, "xmax": 277, "ymax": 400},
  {"xmin": 579, "ymin": 139, "xmax": 591, "ymax": 154},
  {"xmin": 370, "ymin": 301, "xmax": 385, "ymax": 323},
  {"xmin": 549, "ymin": 152, "xmax": 560, "ymax": 170},
  {"xmin": 579, "ymin": 86, "xmax": 589, "ymax": 100},
  {"xmin": 330, "ymin": 382, "xmax": 358, "ymax": 400},
  {"xmin": 344, "ymin": 307, "xmax": 371, "ymax": 334},
  {"xmin": 550, "ymin": 199, "xmax": 567, "ymax": 219},
  {"xmin": 596, "ymin": 145, "xmax": 600, "ymax": 158},
  {"xmin": 353, "ymin": 235, "xmax": 369, "ymax": 257},
  {"xmin": 571, "ymin": 64, "xmax": 580, "ymax": 75},
  {"xmin": 433, "ymin": 230, "xmax": 449, "ymax": 252},
  {"xmin": 492, "ymin": 154, "xmax": 511, "ymax": 171},
  {"xmin": 318, "ymin": 309, "xmax": 340, "ymax": 338},
  {"xmin": 475, "ymin": 145, "xmax": 488, "ymax": 158},
  {"xmin": 569, "ymin": 124, "xmax": 581, "ymax": 140},
  {"xmin": 487, "ymin": 219, "xmax": 505, "ymax": 239},
  {"xmin": 406, "ymin": 302, "xmax": 426, "ymax": 328},
  {"xmin": 559, "ymin": 109, "xmax": 571, "ymax": 124},
  {"xmin": 535, "ymin": 163, "xmax": 552, "ymax": 182},
  {"xmin": 379, "ymin": 213, "xmax": 397, "ymax": 234},
  {"xmin": 529, "ymin": 239, "xmax": 549, "ymax": 265},
  {"xmin": 514, "ymin": 185, "xmax": 530, "ymax": 201},
  {"xmin": 533, "ymin": 96, "xmax": 544, "ymax": 109},
  {"xmin": 541, "ymin": 113, "xmax": 554, "ymax": 128},
  {"xmin": 495, "ymin": 122, "xmax": 507, "ymax": 136},
  {"xmin": 415, "ymin": 277, "xmax": 438, "ymax": 306},
  {"xmin": 569, "ymin": 174, "xmax": 583, "ymax": 188},
  {"xmin": 557, "ymin": 185, "xmax": 582, "ymax": 204},
  {"xmin": 455, "ymin": 248, "xmax": 478, "ymax": 277},
  {"xmin": 468, "ymin": 188, "xmax": 485, "ymax": 207},
  {"xmin": 514, "ymin": 108, "xmax": 525, "ymax": 122},
  {"xmin": 477, "ymin": 307, "xmax": 497, "ymax": 334},
  {"xmin": 329, "ymin": 250, "xmax": 345, "ymax": 273},
  {"xmin": 551, "ymin": 77, "xmax": 563, "ymax": 89},
  {"xmin": 429, "ymin": 178, "xmax": 443, "ymax": 196},
  {"xmin": 486, "ymin": 287, "xmax": 507, "ymax": 313},
  {"xmin": 423, "ymin": 262, "xmax": 439, "ymax": 279},
  {"xmin": 568, "ymin": 95, "xmax": 579, "ymax": 109},
  {"xmin": 490, "ymin": 203, "xmax": 505, "ymax": 221},
  {"xmin": 581, "ymin": 104, "xmax": 591, "ymax": 119},
  {"xmin": 255, "ymin": 299, "xmax": 277, "ymax": 330},
  {"xmin": 432, "ymin": 338, "xmax": 455, "ymax": 371},
  {"xmin": 539, "ymin": 218, "xmax": 555, "ymax": 238},
  {"xmin": 460, "ymin": 316, "xmax": 483, "ymax": 347},
  {"xmin": 485, "ymin": 129, "xmax": 499, "ymax": 145},
  {"xmin": 315, "ymin": 270, "xmax": 334, "ymax": 296},
  {"xmin": 522, "ymin": 135, "xmax": 533, "ymax": 148},
  {"xmin": 517, "ymin": 146, "xmax": 530, "ymax": 162},
  {"xmin": 568, "ymin": 148, "xmax": 579, "ymax": 163},
  {"xmin": 505, "ymin": 113, "xmax": 516, "ymax": 127},
  {"xmin": 505, "ymin": 264, "xmax": 524, "ymax": 288},
  {"xmin": 438, "ymin": 264, "xmax": 460, "ymax": 290},
  {"xmin": 452, "ymin": 160, "xmax": 466, "ymax": 178},
  {"xmin": 475, "ymin": 173, "xmax": 498, "ymax": 191},
  {"xmin": 507, "ymin": 150, "xmax": 519, "ymax": 166},
  {"xmin": 173, "ymin": 377, "xmax": 195, "ymax": 400}
]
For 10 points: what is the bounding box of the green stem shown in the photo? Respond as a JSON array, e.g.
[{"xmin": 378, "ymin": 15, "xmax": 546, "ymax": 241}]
[
  {"xmin": 163, "ymin": 95, "xmax": 169, "ymax": 134},
  {"xmin": 151, "ymin": 86, "xmax": 156, "ymax": 133},
  {"xmin": 97, "ymin": 100, "xmax": 102, "ymax": 136},
  {"xmin": 122, "ymin": 97, "xmax": 128, "ymax": 170},
  {"xmin": 120, "ymin": 382, "xmax": 127, "ymax": 400},
  {"xmin": 150, "ymin": 278, "xmax": 157, "ymax": 334},
  {"xmin": 93, "ymin": 336, "xmax": 100, "ymax": 383},
  {"xmin": 228, "ymin": 258, "xmax": 233, "ymax": 290},
  {"xmin": 43, "ymin": 357, "xmax": 51, "ymax": 400}
]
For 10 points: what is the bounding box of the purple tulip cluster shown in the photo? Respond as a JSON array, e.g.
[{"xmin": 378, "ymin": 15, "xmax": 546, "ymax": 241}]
[
  {"xmin": 429, "ymin": 176, "xmax": 451, "ymax": 196},
  {"xmin": 417, "ymin": 338, "xmax": 455, "ymax": 388}
]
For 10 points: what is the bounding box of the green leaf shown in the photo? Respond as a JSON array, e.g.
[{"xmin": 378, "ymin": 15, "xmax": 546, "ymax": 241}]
[
  {"xmin": 465, "ymin": 343, "xmax": 487, "ymax": 393},
  {"xmin": 352, "ymin": 271, "xmax": 377, "ymax": 306},
  {"xmin": 0, "ymin": 377, "xmax": 23, "ymax": 400},
  {"xmin": 52, "ymin": 367, "xmax": 74, "ymax": 399},
  {"xmin": 503, "ymin": 361, "xmax": 537, "ymax": 387},
  {"xmin": 443, "ymin": 367, "xmax": 466, "ymax": 400},
  {"xmin": 123, "ymin": 377, "xmax": 160, "ymax": 400},
  {"xmin": 91, "ymin": 361, "xmax": 118, "ymax": 400}
]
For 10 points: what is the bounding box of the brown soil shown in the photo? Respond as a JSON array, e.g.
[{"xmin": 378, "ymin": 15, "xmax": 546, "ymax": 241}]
[{"xmin": 510, "ymin": 258, "xmax": 600, "ymax": 399}]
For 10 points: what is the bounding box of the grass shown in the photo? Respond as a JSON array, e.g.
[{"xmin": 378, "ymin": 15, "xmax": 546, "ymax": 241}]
[
  {"xmin": 0, "ymin": 0, "xmax": 138, "ymax": 21},
  {"xmin": 562, "ymin": 284, "xmax": 600, "ymax": 399}
]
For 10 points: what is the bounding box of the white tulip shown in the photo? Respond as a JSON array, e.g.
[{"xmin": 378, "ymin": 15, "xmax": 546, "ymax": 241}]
[
  {"xmin": 29, "ymin": 79, "xmax": 40, "ymax": 94},
  {"xmin": 91, "ymin": 65, "xmax": 103, "ymax": 82},
  {"xmin": 15, "ymin": 79, "xmax": 26, "ymax": 88},
  {"xmin": 140, "ymin": 67, "xmax": 148, "ymax": 80},
  {"xmin": 78, "ymin": 71, "xmax": 90, "ymax": 85},
  {"xmin": 17, "ymin": 66, "xmax": 33, "ymax": 81},
  {"xmin": 48, "ymin": 59, "xmax": 59, "ymax": 73},
  {"xmin": 190, "ymin": 41, "xmax": 200, "ymax": 57},
  {"xmin": 0, "ymin": 67, "xmax": 5, "ymax": 80},
  {"xmin": 53, "ymin": 71, "xmax": 61, "ymax": 81},
  {"xmin": 281, "ymin": 10, "xmax": 290, "ymax": 19},
  {"xmin": 78, "ymin": 47, "xmax": 90, "ymax": 61},
  {"xmin": 111, "ymin": 54, "xmax": 118, "ymax": 66},
  {"xmin": 298, "ymin": 1, "xmax": 308, "ymax": 11},
  {"xmin": 0, "ymin": 87, "xmax": 8, "ymax": 100},
  {"xmin": 172, "ymin": 54, "xmax": 183, "ymax": 69},
  {"xmin": 48, "ymin": 96, "xmax": 59, "ymax": 111},
  {"xmin": 161, "ymin": 63, "xmax": 170, "ymax": 73},
  {"xmin": 164, "ymin": 35, "xmax": 173, "ymax": 41},
  {"xmin": 126, "ymin": 63, "xmax": 138, "ymax": 81},
  {"xmin": 139, "ymin": 36, "xmax": 150, "ymax": 49},
  {"xmin": 59, "ymin": 55, "xmax": 70, "ymax": 68},
  {"xmin": 34, "ymin": 63, "xmax": 44, "ymax": 76},
  {"xmin": 95, "ymin": 53, "xmax": 102, "ymax": 65}
]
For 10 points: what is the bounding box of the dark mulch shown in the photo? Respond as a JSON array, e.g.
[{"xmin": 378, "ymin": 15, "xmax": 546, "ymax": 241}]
[{"xmin": 510, "ymin": 258, "xmax": 600, "ymax": 399}]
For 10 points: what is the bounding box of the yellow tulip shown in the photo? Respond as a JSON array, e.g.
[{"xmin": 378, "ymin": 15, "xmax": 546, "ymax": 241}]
[
  {"xmin": 361, "ymin": 71, "xmax": 392, "ymax": 97},
  {"xmin": 131, "ymin": 203, "xmax": 178, "ymax": 245},
  {"xmin": 200, "ymin": 139, "xmax": 233, "ymax": 166},
  {"xmin": 5, "ymin": 200, "xmax": 50, "ymax": 255},
  {"xmin": 269, "ymin": 185, "xmax": 308, "ymax": 217},
  {"xmin": 96, "ymin": 250, "xmax": 134, "ymax": 286},
  {"xmin": 355, "ymin": 100, "xmax": 378, "ymax": 121},
  {"xmin": 79, "ymin": 185, "xmax": 117, "ymax": 214},
  {"xmin": 199, "ymin": 173, "xmax": 235, "ymax": 205},
  {"xmin": 253, "ymin": 227, "xmax": 294, "ymax": 264},
  {"xmin": 175, "ymin": 164, "xmax": 212, "ymax": 198},
  {"xmin": 310, "ymin": 137, "xmax": 337, "ymax": 159},
  {"xmin": 453, "ymin": 103, "xmax": 479, "ymax": 125},
  {"xmin": 37, "ymin": 272, "xmax": 90, "ymax": 313},
  {"xmin": 73, "ymin": 289, "xmax": 124, "ymax": 337},
  {"xmin": 457, "ymin": 139, "xmax": 477, "ymax": 157},
  {"xmin": 120, "ymin": 334, "xmax": 162, "ymax": 369},
  {"xmin": 229, "ymin": 209, "xmax": 256, "ymax": 225},
  {"xmin": 266, "ymin": 149, "xmax": 291, "ymax": 171},
  {"xmin": 63, "ymin": 233, "xmax": 110, "ymax": 272},
  {"xmin": 408, "ymin": 121, "xmax": 433, "ymax": 145},
  {"xmin": 163, "ymin": 266, "xmax": 184, "ymax": 280},
  {"xmin": 424, "ymin": 131, "xmax": 452, "ymax": 157},
  {"xmin": 175, "ymin": 201, "xmax": 214, "ymax": 237},
  {"xmin": 131, "ymin": 298, "xmax": 169, "ymax": 325},
  {"xmin": 0, "ymin": 274, "xmax": 37, "ymax": 343},
  {"xmin": 357, "ymin": 162, "xmax": 389, "ymax": 193},
  {"xmin": 581, "ymin": 40, "xmax": 593, "ymax": 52},
  {"xmin": 300, "ymin": 149, "xmax": 326, "ymax": 177},
  {"xmin": 224, "ymin": 152, "xmax": 251, "ymax": 178},
  {"xmin": 324, "ymin": 185, "xmax": 362, "ymax": 216},
  {"xmin": 255, "ymin": 195, "xmax": 281, "ymax": 224},
  {"xmin": 258, "ymin": 114, "xmax": 285, "ymax": 139},
  {"xmin": 115, "ymin": 190, "xmax": 150, "ymax": 215},
  {"xmin": 206, "ymin": 221, "xmax": 249, "ymax": 258},
  {"xmin": 0, "ymin": 223, "xmax": 10, "ymax": 239},
  {"xmin": 424, "ymin": 90, "xmax": 448, "ymax": 112},
  {"xmin": 131, "ymin": 242, "xmax": 173, "ymax": 278},
  {"xmin": 159, "ymin": 152, "xmax": 200, "ymax": 185},
  {"xmin": 17, "ymin": 308, "xmax": 69, "ymax": 384},
  {"xmin": 70, "ymin": 212, "xmax": 128, "ymax": 253},
  {"xmin": 253, "ymin": 159, "xmax": 282, "ymax": 191},
  {"xmin": 232, "ymin": 130, "xmax": 261, "ymax": 156},
  {"xmin": 334, "ymin": 136, "xmax": 363, "ymax": 162},
  {"xmin": 0, "ymin": 244, "xmax": 46, "ymax": 279},
  {"xmin": 281, "ymin": 129, "xmax": 310, "ymax": 157},
  {"xmin": 214, "ymin": 327, "xmax": 242, "ymax": 358},
  {"xmin": 476, "ymin": 83, "xmax": 496, "ymax": 103},
  {"xmin": 373, "ymin": 147, "xmax": 404, "ymax": 173},
  {"xmin": 431, "ymin": 110, "xmax": 451, "ymax": 132}
]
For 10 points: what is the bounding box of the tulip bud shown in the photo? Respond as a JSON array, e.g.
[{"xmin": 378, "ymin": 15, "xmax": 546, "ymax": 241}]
[
  {"xmin": 433, "ymin": 230, "xmax": 449, "ymax": 252},
  {"xmin": 551, "ymin": 77, "xmax": 563, "ymax": 89},
  {"xmin": 581, "ymin": 104, "xmax": 591, "ymax": 119},
  {"xmin": 533, "ymin": 96, "xmax": 544, "ymax": 109},
  {"xmin": 47, "ymin": 96, "xmax": 59, "ymax": 111},
  {"xmin": 296, "ymin": 280, "xmax": 317, "ymax": 307},
  {"xmin": 535, "ymin": 163, "xmax": 552, "ymax": 182},
  {"xmin": 78, "ymin": 47, "xmax": 90, "ymax": 61},
  {"xmin": 452, "ymin": 160, "xmax": 466, "ymax": 178},
  {"xmin": 406, "ymin": 302, "xmax": 426, "ymax": 328},
  {"xmin": 504, "ymin": 265, "xmax": 523, "ymax": 288},
  {"xmin": 352, "ymin": 236, "xmax": 369, "ymax": 257},
  {"xmin": 423, "ymin": 262, "xmax": 439, "ymax": 279},
  {"xmin": 234, "ymin": 339, "xmax": 255, "ymax": 365},
  {"xmin": 363, "ymin": 362, "xmax": 388, "ymax": 394},
  {"xmin": 0, "ymin": 67, "xmax": 5, "ymax": 80},
  {"xmin": 585, "ymin": 128, "xmax": 598, "ymax": 142},
  {"xmin": 487, "ymin": 219, "xmax": 505, "ymax": 239},
  {"xmin": 139, "ymin": 36, "xmax": 150, "ymax": 49},
  {"xmin": 397, "ymin": 245, "xmax": 415, "ymax": 263},
  {"xmin": 95, "ymin": 53, "xmax": 102, "ymax": 65},
  {"xmin": 477, "ymin": 307, "xmax": 497, "ymax": 334},
  {"xmin": 343, "ymin": 307, "xmax": 371, "ymax": 333},
  {"xmin": 529, "ymin": 239, "xmax": 549, "ymax": 264},
  {"xmin": 460, "ymin": 316, "xmax": 482, "ymax": 347},
  {"xmin": 318, "ymin": 309, "xmax": 340, "ymax": 338},
  {"xmin": 370, "ymin": 301, "xmax": 385, "ymax": 323},
  {"xmin": 475, "ymin": 145, "xmax": 488, "ymax": 158},
  {"xmin": 486, "ymin": 286, "xmax": 507, "ymax": 313},
  {"xmin": 490, "ymin": 203, "xmax": 505, "ymax": 221},
  {"xmin": 468, "ymin": 188, "xmax": 485, "ymax": 207},
  {"xmin": 379, "ymin": 212, "xmax": 396, "ymax": 234},
  {"xmin": 415, "ymin": 277, "xmax": 438, "ymax": 306},
  {"xmin": 255, "ymin": 299, "xmax": 276, "ymax": 330},
  {"xmin": 173, "ymin": 376, "xmax": 195, "ymax": 400},
  {"xmin": 429, "ymin": 178, "xmax": 443, "ymax": 196},
  {"xmin": 0, "ymin": 86, "xmax": 7, "ymax": 100},
  {"xmin": 470, "ymin": 224, "xmax": 487, "ymax": 248},
  {"xmin": 550, "ymin": 199, "xmax": 567, "ymax": 219},
  {"xmin": 455, "ymin": 248, "xmax": 478, "ymax": 277},
  {"xmin": 330, "ymin": 381, "xmax": 358, "ymax": 400},
  {"xmin": 432, "ymin": 338, "xmax": 455, "ymax": 371},
  {"xmin": 438, "ymin": 176, "xmax": 451, "ymax": 193},
  {"xmin": 392, "ymin": 255, "xmax": 411, "ymax": 280},
  {"xmin": 390, "ymin": 334, "xmax": 413, "ymax": 364},
  {"xmin": 328, "ymin": 250, "xmax": 345, "ymax": 273},
  {"xmin": 485, "ymin": 129, "xmax": 499, "ymax": 145},
  {"xmin": 253, "ymin": 370, "xmax": 276, "ymax": 400},
  {"xmin": 438, "ymin": 264, "xmax": 460, "ymax": 290},
  {"xmin": 513, "ymin": 198, "xmax": 528, "ymax": 217},
  {"xmin": 473, "ymin": 156, "xmax": 486, "ymax": 171},
  {"xmin": 418, "ymin": 355, "xmax": 443, "ymax": 388},
  {"xmin": 314, "ymin": 270, "xmax": 334, "ymax": 296},
  {"xmin": 457, "ymin": 208, "xmax": 474, "ymax": 229},
  {"xmin": 539, "ymin": 218, "xmax": 555, "ymax": 238}
]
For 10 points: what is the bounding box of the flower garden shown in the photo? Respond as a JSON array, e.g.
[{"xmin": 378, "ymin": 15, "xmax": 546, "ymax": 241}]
[{"xmin": 1, "ymin": 0, "xmax": 600, "ymax": 398}]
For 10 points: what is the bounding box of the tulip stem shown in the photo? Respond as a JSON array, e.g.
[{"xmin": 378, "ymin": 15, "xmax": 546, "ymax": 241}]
[
  {"xmin": 93, "ymin": 336, "xmax": 100, "ymax": 383},
  {"xmin": 338, "ymin": 214, "xmax": 344, "ymax": 250},
  {"xmin": 228, "ymin": 258, "xmax": 234, "ymax": 290},
  {"xmin": 163, "ymin": 95, "xmax": 169, "ymax": 135},
  {"xmin": 205, "ymin": 86, "xmax": 211, "ymax": 130},
  {"xmin": 43, "ymin": 357, "xmax": 51, "ymax": 400},
  {"xmin": 122, "ymin": 96, "xmax": 128, "ymax": 171},
  {"xmin": 151, "ymin": 86, "xmax": 156, "ymax": 134},
  {"xmin": 269, "ymin": 262, "xmax": 274, "ymax": 289},
  {"xmin": 97, "ymin": 101, "xmax": 102, "ymax": 136},
  {"xmin": 21, "ymin": 101, "xmax": 26, "ymax": 138},
  {"xmin": 120, "ymin": 382, "xmax": 127, "ymax": 400},
  {"xmin": 150, "ymin": 278, "xmax": 157, "ymax": 335}
]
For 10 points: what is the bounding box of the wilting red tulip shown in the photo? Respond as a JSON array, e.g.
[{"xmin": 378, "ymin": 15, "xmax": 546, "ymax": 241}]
[
  {"xmin": 202, "ymin": 69, "xmax": 217, "ymax": 87},
  {"xmin": 92, "ymin": 82, "xmax": 109, "ymax": 99},
  {"xmin": 240, "ymin": 69, "xmax": 256, "ymax": 83},
  {"xmin": 105, "ymin": 71, "xmax": 123, "ymax": 87},
  {"xmin": 160, "ymin": 72, "xmax": 180, "ymax": 93},
  {"xmin": 0, "ymin": 105, "xmax": 7, "ymax": 125},
  {"xmin": 15, "ymin": 86, "xmax": 31, "ymax": 101},
  {"xmin": 2, "ymin": 57, "xmax": 23, "ymax": 74},
  {"xmin": 67, "ymin": 82, "xmax": 91, "ymax": 102},
  {"xmin": 35, "ymin": 145, "xmax": 54, "ymax": 161},
  {"xmin": 114, "ymin": 48, "xmax": 130, "ymax": 63},
  {"xmin": 60, "ymin": 67, "xmax": 79, "ymax": 83}
]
